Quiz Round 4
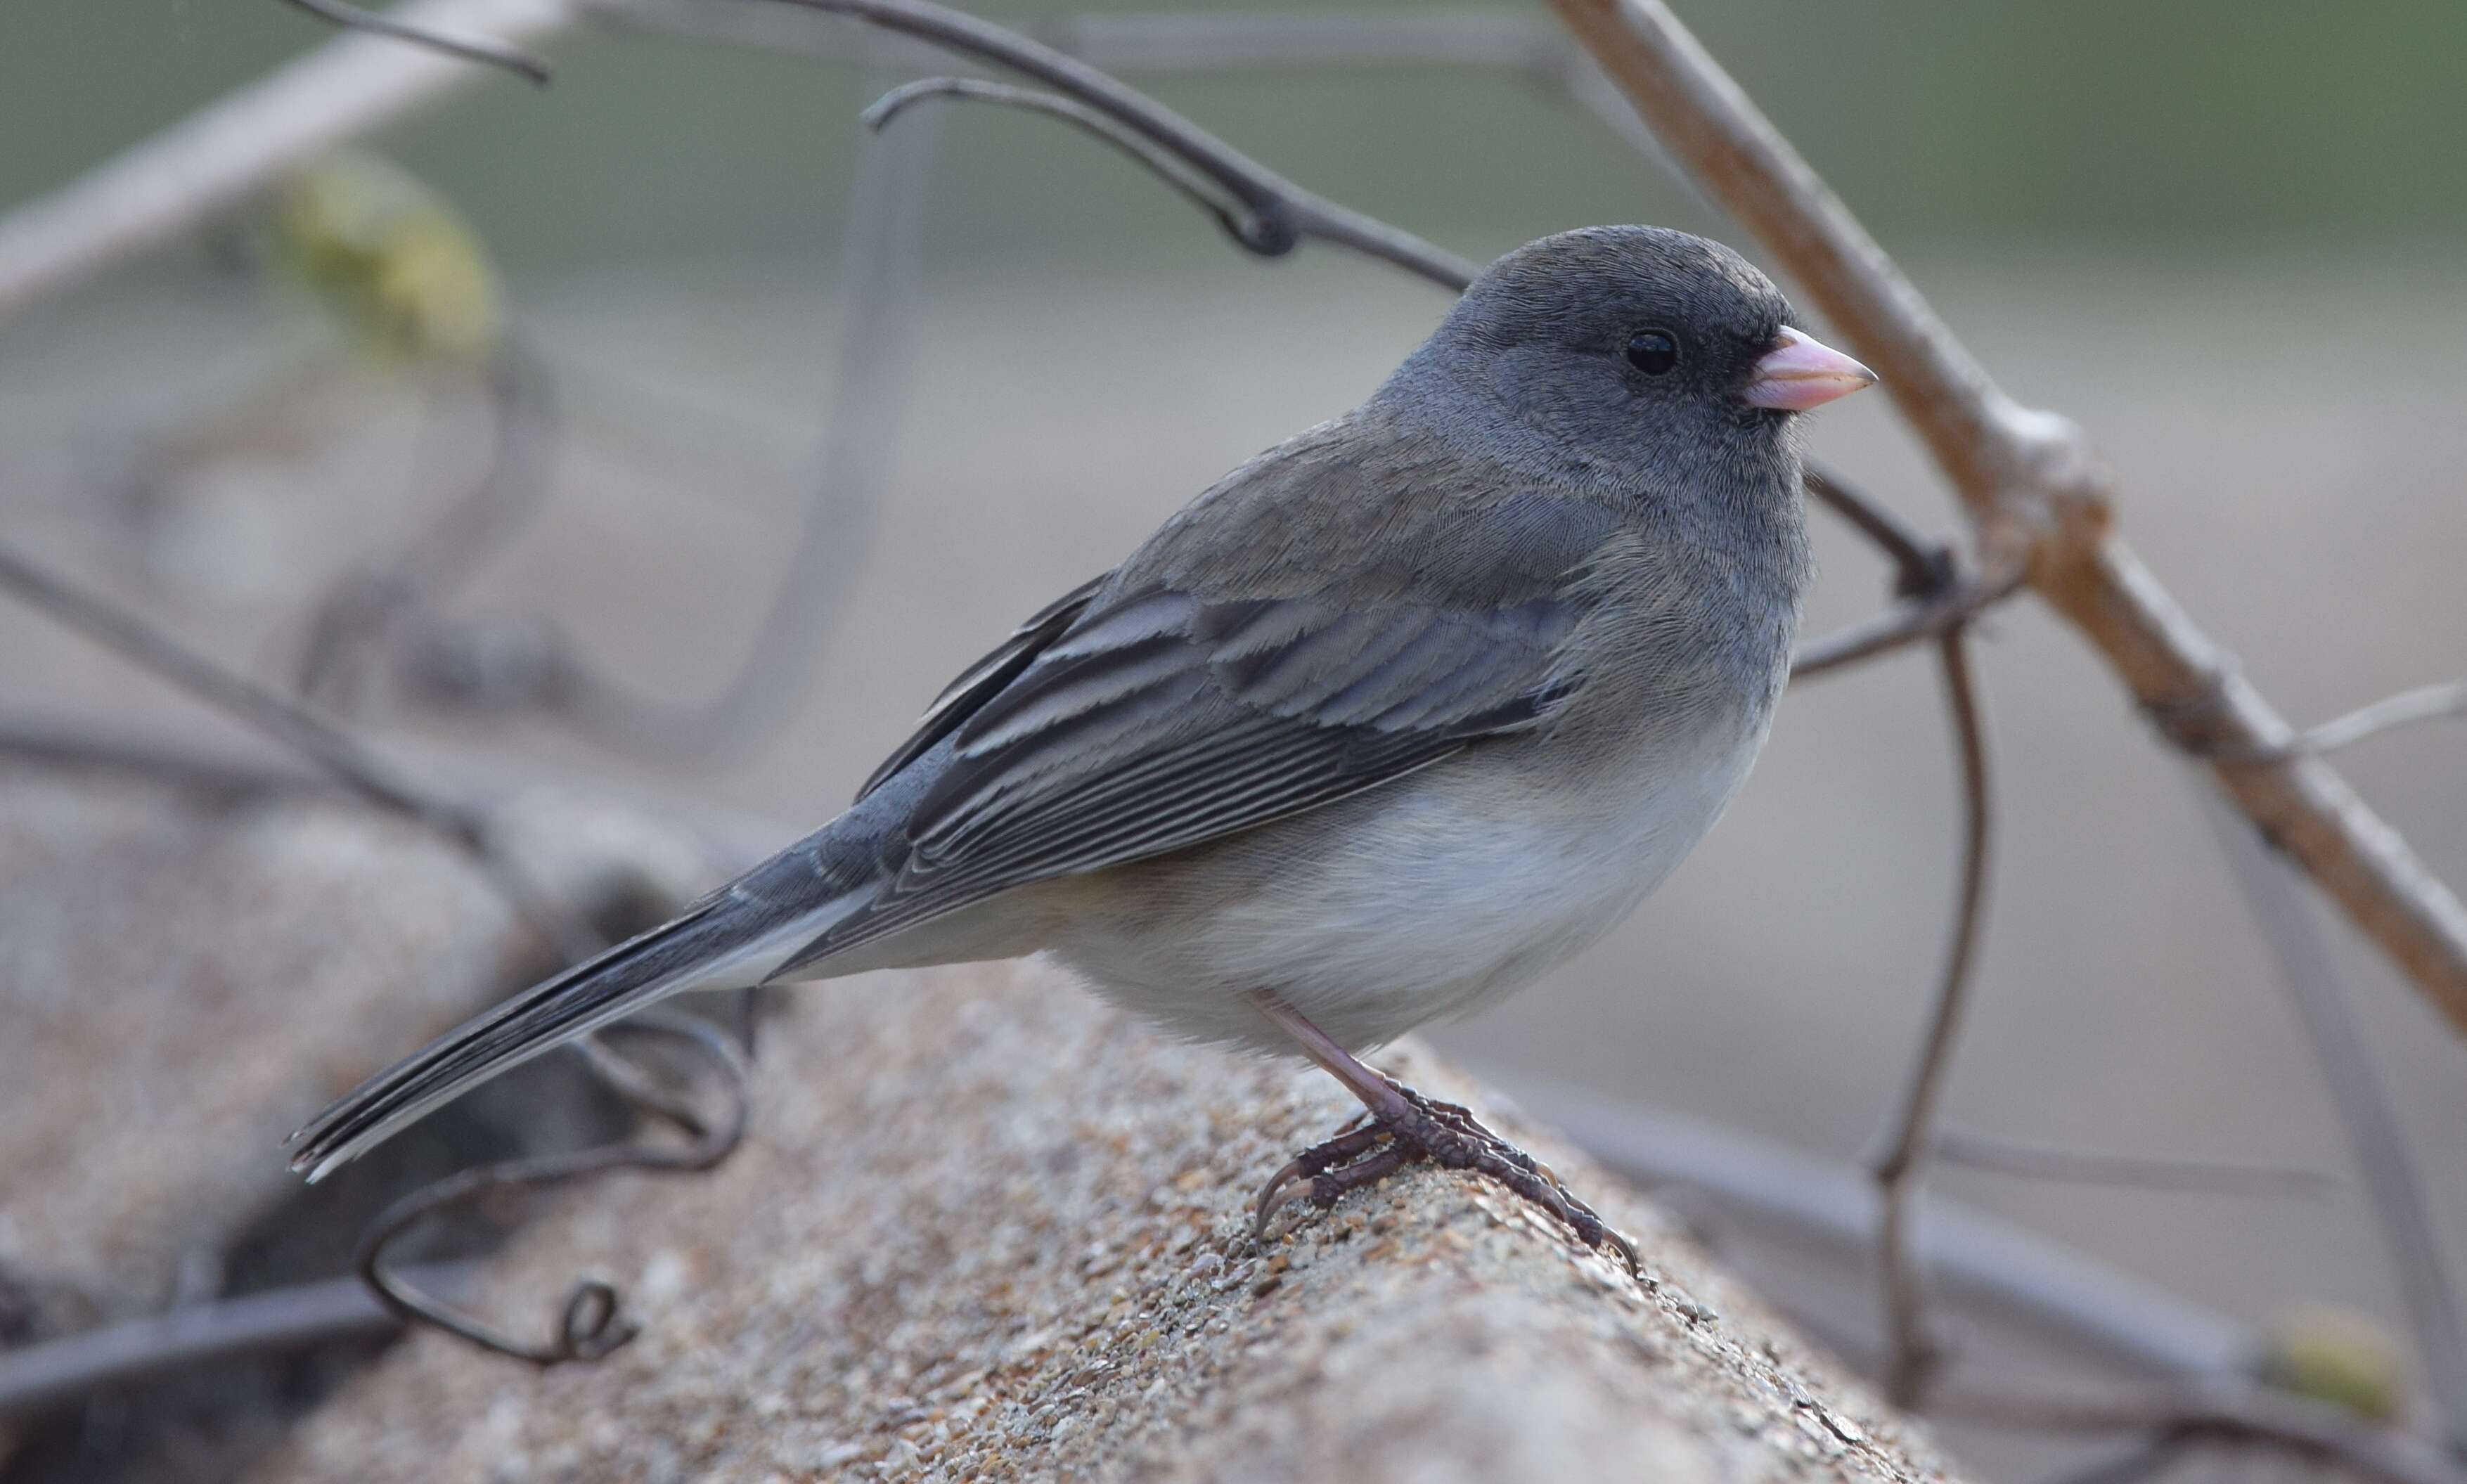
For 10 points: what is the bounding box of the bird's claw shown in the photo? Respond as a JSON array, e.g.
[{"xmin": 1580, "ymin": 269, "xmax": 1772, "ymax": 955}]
[{"xmin": 1251, "ymin": 1083, "xmax": 1640, "ymax": 1275}]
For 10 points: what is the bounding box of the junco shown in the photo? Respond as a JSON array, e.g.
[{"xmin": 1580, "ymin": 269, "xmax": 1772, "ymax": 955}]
[{"xmin": 288, "ymin": 226, "xmax": 1874, "ymax": 1263}]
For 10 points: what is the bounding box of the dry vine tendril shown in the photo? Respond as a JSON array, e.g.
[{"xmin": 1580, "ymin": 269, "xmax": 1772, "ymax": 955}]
[
  {"xmin": 0, "ymin": 531, "xmax": 771, "ymax": 1369},
  {"xmin": 355, "ymin": 1012, "xmax": 750, "ymax": 1366},
  {"xmin": 277, "ymin": 0, "xmax": 553, "ymax": 84}
]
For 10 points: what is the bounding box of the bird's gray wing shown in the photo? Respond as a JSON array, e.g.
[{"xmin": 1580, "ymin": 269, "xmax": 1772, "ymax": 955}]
[
  {"xmin": 775, "ymin": 583, "xmax": 1583, "ymax": 973},
  {"xmin": 854, "ymin": 572, "xmax": 1110, "ymax": 802}
]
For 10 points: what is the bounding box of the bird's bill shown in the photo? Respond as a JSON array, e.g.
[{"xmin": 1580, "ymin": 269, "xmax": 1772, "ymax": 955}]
[{"xmin": 1741, "ymin": 326, "xmax": 1878, "ymax": 410}]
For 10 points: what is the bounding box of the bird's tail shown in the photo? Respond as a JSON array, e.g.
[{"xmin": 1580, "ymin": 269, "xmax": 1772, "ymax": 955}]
[{"xmin": 285, "ymin": 896, "xmax": 806, "ymax": 1182}]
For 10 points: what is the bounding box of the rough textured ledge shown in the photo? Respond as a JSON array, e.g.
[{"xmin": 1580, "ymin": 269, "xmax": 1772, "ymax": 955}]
[
  {"xmin": 1, "ymin": 749, "xmax": 1956, "ymax": 1481},
  {"xmin": 261, "ymin": 955, "xmax": 1955, "ymax": 1482}
]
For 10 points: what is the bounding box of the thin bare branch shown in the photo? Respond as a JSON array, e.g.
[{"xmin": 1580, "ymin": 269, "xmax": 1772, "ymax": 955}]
[
  {"xmin": 0, "ymin": 1265, "xmax": 470, "ymax": 1420},
  {"xmin": 1789, "ymin": 465, "xmax": 2028, "ymax": 680},
  {"xmin": 804, "ymin": 0, "xmax": 1978, "ymax": 693},
  {"xmin": 745, "ymin": 0, "xmax": 1479, "ymax": 286},
  {"xmin": 2032, "ymin": 1435, "xmax": 2189, "ymax": 1484},
  {"xmin": 863, "ymin": 77, "xmax": 1254, "ymax": 243},
  {"xmin": 356, "ymin": 1012, "xmax": 748, "ymax": 1367},
  {"xmin": 1946, "ymin": 1383, "xmax": 2467, "ymax": 1484},
  {"xmin": 1036, "ymin": 11, "xmax": 1566, "ymax": 74},
  {"xmin": 1507, "ymin": 1088, "xmax": 2257, "ymax": 1379},
  {"xmin": 1789, "ymin": 573, "xmax": 2021, "ymax": 682},
  {"xmin": 0, "ymin": 0, "xmax": 577, "ymax": 323},
  {"xmin": 0, "ymin": 0, "xmax": 1954, "ymax": 699},
  {"xmin": 1869, "ymin": 625, "xmax": 1995, "ymax": 1406},
  {"xmin": 1931, "ymin": 1128, "xmax": 2340, "ymax": 1201},
  {"xmin": 0, "ymin": 539, "xmax": 598, "ymax": 960},
  {"xmin": 297, "ymin": 342, "xmax": 562, "ymax": 710},
  {"xmin": 408, "ymin": 86, "xmax": 935, "ymax": 764},
  {"xmin": 2201, "ymin": 788, "xmax": 2467, "ymax": 1451},
  {"xmin": 1546, "ymin": 0, "xmax": 2467, "ymax": 1047},
  {"xmin": 1924, "ymin": 1129, "xmax": 2328, "ymax": 1198},
  {"xmin": 2188, "ymin": 678, "xmax": 2467, "ymax": 764},
  {"xmin": 278, "ymin": 0, "xmax": 554, "ymax": 84},
  {"xmin": 1802, "ymin": 465, "xmax": 1954, "ymax": 599},
  {"xmin": 0, "ymin": 710, "xmax": 333, "ymax": 795},
  {"xmin": 600, "ymin": 4, "xmax": 1700, "ymax": 191},
  {"xmin": 2293, "ymin": 678, "xmax": 2467, "ymax": 756}
]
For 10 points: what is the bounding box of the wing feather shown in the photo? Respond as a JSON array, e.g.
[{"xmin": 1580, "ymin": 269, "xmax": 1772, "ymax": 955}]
[
  {"xmin": 853, "ymin": 572, "xmax": 1109, "ymax": 801},
  {"xmin": 773, "ymin": 581, "xmax": 1584, "ymax": 976}
]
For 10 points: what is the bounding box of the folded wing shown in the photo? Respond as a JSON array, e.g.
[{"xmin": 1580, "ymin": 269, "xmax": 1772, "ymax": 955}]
[{"xmin": 774, "ymin": 582, "xmax": 1583, "ymax": 974}]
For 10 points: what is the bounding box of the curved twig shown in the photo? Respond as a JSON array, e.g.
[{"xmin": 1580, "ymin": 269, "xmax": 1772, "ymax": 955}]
[
  {"xmin": 1790, "ymin": 567, "xmax": 2023, "ymax": 682},
  {"xmin": 864, "ymin": 76, "xmax": 1258, "ymax": 245},
  {"xmin": 297, "ymin": 340, "xmax": 562, "ymax": 711},
  {"xmin": 756, "ymin": 0, "xmax": 1479, "ymax": 288},
  {"xmin": 596, "ymin": 6, "xmax": 1698, "ymax": 205},
  {"xmin": 799, "ymin": 0, "xmax": 1992, "ymax": 700},
  {"xmin": 1787, "ymin": 410, "xmax": 2023, "ymax": 685},
  {"xmin": 0, "ymin": 539, "xmax": 600, "ymax": 962},
  {"xmin": 1551, "ymin": 0, "xmax": 2467, "ymax": 1065},
  {"xmin": 1930, "ymin": 1128, "xmax": 2340, "ymax": 1201},
  {"xmin": 2172, "ymin": 678, "xmax": 2467, "ymax": 765},
  {"xmin": 354, "ymin": 1012, "xmax": 749, "ymax": 1367},
  {"xmin": 2032, "ymin": 1435, "xmax": 2191, "ymax": 1484},
  {"xmin": 1872, "ymin": 623, "xmax": 1994, "ymax": 1406},
  {"xmin": 0, "ymin": 1265, "xmax": 472, "ymax": 1420},
  {"xmin": 1802, "ymin": 465, "xmax": 1955, "ymax": 600},
  {"xmin": 1511, "ymin": 1088, "xmax": 2259, "ymax": 1378},
  {"xmin": 1946, "ymin": 1383, "xmax": 2467, "ymax": 1484},
  {"xmin": 2199, "ymin": 789, "xmax": 2467, "ymax": 1451},
  {"xmin": 1800, "ymin": 453, "xmax": 2017, "ymax": 1415},
  {"xmin": 406, "ymin": 80, "xmax": 936, "ymax": 765},
  {"xmin": 278, "ymin": 0, "xmax": 553, "ymax": 84},
  {"xmin": 2288, "ymin": 678, "xmax": 2466, "ymax": 756}
]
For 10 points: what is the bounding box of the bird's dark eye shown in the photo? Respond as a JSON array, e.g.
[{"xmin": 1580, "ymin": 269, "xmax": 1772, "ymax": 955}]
[{"xmin": 1623, "ymin": 328, "xmax": 1679, "ymax": 375}]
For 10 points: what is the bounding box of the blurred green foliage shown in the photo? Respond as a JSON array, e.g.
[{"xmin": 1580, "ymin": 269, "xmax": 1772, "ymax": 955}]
[
  {"xmin": 6, "ymin": 1, "xmax": 2463, "ymax": 275},
  {"xmin": 263, "ymin": 150, "xmax": 503, "ymax": 363}
]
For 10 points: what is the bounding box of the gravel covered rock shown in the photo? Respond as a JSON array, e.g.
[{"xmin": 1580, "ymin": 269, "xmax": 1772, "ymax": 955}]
[{"xmin": 262, "ymin": 957, "xmax": 1955, "ymax": 1483}]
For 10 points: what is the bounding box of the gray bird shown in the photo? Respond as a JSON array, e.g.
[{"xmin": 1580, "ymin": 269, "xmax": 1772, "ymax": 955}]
[{"xmin": 288, "ymin": 225, "xmax": 1874, "ymax": 1262}]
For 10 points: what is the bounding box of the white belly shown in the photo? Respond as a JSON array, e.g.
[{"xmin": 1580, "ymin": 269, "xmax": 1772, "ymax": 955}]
[{"xmin": 1045, "ymin": 716, "xmax": 1764, "ymax": 1052}]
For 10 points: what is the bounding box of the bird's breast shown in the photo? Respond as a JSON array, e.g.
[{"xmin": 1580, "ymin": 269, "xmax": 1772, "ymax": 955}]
[{"xmin": 1046, "ymin": 700, "xmax": 1771, "ymax": 1052}]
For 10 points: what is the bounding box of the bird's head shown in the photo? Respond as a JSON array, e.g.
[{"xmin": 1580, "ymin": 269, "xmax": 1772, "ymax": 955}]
[{"xmin": 1384, "ymin": 225, "xmax": 1874, "ymax": 488}]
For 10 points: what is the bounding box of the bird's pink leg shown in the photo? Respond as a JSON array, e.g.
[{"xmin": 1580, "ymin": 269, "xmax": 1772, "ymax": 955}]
[{"xmin": 1248, "ymin": 991, "xmax": 1637, "ymax": 1272}]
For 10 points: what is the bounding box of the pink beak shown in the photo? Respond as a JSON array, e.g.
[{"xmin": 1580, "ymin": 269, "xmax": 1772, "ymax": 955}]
[{"xmin": 1742, "ymin": 326, "xmax": 1877, "ymax": 411}]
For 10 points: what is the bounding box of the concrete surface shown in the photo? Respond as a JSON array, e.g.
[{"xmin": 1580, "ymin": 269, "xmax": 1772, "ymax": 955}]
[{"xmin": 262, "ymin": 959, "xmax": 1954, "ymax": 1483}]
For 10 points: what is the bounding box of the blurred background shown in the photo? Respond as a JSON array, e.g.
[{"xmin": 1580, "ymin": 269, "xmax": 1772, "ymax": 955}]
[{"xmin": 4, "ymin": 1, "xmax": 2463, "ymax": 1478}]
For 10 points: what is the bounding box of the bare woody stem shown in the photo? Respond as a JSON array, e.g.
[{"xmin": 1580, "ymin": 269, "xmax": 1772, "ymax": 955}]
[
  {"xmin": 278, "ymin": 0, "xmax": 555, "ymax": 83},
  {"xmin": 1796, "ymin": 459, "xmax": 2002, "ymax": 1407},
  {"xmin": 1943, "ymin": 1384, "xmax": 2467, "ymax": 1484},
  {"xmin": 2203, "ymin": 791, "xmax": 2467, "ymax": 1450},
  {"xmin": 0, "ymin": 540, "xmax": 599, "ymax": 963},
  {"xmin": 760, "ymin": 0, "xmax": 1480, "ymax": 286},
  {"xmin": 825, "ymin": 10, "xmax": 1995, "ymax": 682},
  {"xmin": 0, "ymin": 0, "xmax": 1978, "ymax": 680},
  {"xmin": 1871, "ymin": 625, "xmax": 1994, "ymax": 1406},
  {"xmin": 1793, "ymin": 464, "xmax": 2021, "ymax": 680},
  {"xmin": 0, "ymin": 0, "xmax": 580, "ymax": 321},
  {"xmin": 1545, "ymin": 0, "xmax": 2467, "ymax": 1050}
]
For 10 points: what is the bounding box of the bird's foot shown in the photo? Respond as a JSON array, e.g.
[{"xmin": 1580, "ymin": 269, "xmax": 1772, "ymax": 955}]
[{"xmin": 1252, "ymin": 1083, "xmax": 1638, "ymax": 1273}]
